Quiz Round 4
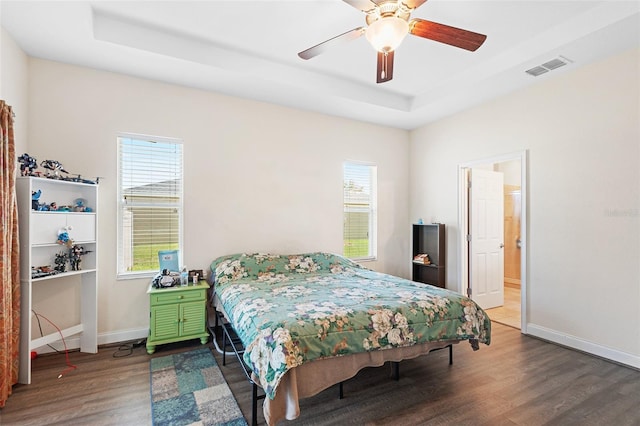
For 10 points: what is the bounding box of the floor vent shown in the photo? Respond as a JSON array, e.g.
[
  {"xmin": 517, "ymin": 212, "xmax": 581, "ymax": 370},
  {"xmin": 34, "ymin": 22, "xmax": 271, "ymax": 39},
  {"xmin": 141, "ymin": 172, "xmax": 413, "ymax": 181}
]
[{"xmin": 525, "ymin": 56, "xmax": 572, "ymax": 77}]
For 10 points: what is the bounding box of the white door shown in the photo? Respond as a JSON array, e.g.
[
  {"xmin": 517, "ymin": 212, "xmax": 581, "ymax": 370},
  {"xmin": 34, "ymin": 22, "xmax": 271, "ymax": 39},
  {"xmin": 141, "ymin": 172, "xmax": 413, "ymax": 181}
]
[{"xmin": 469, "ymin": 168, "xmax": 504, "ymax": 309}]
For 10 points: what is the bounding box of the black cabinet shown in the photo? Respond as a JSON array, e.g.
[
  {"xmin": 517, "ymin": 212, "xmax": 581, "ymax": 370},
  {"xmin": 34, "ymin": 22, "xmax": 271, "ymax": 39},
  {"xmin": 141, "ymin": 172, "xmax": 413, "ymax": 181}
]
[{"xmin": 412, "ymin": 224, "xmax": 445, "ymax": 288}]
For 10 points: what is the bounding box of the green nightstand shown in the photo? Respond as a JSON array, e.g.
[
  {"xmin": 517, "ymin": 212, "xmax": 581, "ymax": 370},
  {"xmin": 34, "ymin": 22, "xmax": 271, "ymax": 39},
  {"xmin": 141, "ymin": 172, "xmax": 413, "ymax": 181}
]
[{"xmin": 146, "ymin": 280, "xmax": 210, "ymax": 354}]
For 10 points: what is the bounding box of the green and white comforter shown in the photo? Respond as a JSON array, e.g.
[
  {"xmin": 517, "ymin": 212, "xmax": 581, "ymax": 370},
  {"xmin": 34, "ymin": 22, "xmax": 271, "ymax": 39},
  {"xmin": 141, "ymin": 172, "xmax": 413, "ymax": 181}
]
[{"xmin": 210, "ymin": 252, "xmax": 490, "ymax": 400}]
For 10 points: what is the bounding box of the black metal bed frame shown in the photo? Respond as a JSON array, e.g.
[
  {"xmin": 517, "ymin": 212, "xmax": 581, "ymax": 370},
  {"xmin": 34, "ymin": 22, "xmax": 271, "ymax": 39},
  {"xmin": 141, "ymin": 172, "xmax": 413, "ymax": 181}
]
[{"xmin": 215, "ymin": 310, "xmax": 265, "ymax": 426}]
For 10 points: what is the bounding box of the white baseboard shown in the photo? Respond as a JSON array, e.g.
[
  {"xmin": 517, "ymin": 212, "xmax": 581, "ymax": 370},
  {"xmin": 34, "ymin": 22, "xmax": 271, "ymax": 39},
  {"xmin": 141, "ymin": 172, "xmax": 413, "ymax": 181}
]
[
  {"xmin": 33, "ymin": 327, "xmax": 149, "ymax": 355},
  {"xmin": 98, "ymin": 327, "xmax": 149, "ymax": 346},
  {"xmin": 526, "ymin": 324, "xmax": 639, "ymax": 369}
]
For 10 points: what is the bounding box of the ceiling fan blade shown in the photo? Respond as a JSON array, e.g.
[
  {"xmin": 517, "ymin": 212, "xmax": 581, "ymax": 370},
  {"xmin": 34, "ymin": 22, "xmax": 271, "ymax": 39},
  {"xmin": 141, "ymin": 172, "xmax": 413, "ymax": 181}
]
[
  {"xmin": 402, "ymin": 0, "xmax": 428, "ymax": 10},
  {"xmin": 376, "ymin": 50, "xmax": 394, "ymax": 83},
  {"xmin": 298, "ymin": 27, "xmax": 365, "ymax": 60},
  {"xmin": 342, "ymin": 0, "xmax": 377, "ymax": 13},
  {"xmin": 409, "ymin": 18, "xmax": 487, "ymax": 51}
]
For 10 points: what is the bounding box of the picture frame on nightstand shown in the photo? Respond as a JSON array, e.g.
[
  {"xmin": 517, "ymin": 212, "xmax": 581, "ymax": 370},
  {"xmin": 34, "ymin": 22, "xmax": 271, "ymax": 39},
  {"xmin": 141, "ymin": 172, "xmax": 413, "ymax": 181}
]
[{"xmin": 189, "ymin": 269, "xmax": 204, "ymax": 283}]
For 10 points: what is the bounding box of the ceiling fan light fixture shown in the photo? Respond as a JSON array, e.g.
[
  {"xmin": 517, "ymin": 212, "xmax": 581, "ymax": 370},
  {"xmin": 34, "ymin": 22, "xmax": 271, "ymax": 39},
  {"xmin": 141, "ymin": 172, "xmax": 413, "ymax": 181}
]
[{"xmin": 365, "ymin": 16, "xmax": 409, "ymax": 53}]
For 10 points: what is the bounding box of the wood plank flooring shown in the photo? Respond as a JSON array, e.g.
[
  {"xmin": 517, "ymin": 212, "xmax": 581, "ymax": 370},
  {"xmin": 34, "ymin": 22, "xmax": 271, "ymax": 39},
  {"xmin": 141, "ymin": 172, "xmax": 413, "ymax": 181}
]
[{"xmin": 2, "ymin": 323, "xmax": 639, "ymax": 425}]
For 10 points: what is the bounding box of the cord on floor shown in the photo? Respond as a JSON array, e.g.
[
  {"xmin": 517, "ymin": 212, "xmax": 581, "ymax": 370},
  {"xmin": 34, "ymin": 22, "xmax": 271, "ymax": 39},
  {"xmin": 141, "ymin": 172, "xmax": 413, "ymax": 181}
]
[{"xmin": 112, "ymin": 339, "xmax": 147, "ymax": 358}]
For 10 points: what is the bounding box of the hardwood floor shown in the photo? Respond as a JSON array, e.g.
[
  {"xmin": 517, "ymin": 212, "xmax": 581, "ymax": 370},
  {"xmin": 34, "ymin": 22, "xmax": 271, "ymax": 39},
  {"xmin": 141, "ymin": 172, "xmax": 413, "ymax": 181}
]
[{"xmin": 2, "ymin": 323, "xmax": 639, "ymax": 425}]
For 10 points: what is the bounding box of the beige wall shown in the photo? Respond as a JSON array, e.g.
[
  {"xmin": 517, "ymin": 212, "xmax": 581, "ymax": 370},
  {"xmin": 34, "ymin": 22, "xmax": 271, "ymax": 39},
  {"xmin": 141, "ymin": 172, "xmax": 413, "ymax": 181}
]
[
  {"xmin": 0, "ymin": 26, "xmax": 28, "ymax": 154},
  {"xmin": 410, "ymin": 48, "xmax": 640, "ymax": 367},
  {"xmin": 26, "ymin": 58, "xmax": 410, "ymax": 342}
]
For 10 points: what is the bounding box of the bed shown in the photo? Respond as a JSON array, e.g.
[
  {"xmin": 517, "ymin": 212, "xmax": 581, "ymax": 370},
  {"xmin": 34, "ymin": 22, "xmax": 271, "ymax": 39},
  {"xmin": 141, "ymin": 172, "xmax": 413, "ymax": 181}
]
[{"xmin": 209, "ymin": 252, "xmax": 491, "ymax": 425}]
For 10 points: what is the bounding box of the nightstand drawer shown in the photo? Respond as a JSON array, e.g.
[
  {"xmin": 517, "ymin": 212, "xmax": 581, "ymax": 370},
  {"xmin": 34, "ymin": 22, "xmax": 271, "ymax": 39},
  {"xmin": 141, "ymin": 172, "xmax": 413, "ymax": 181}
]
[{"xmin": 150, "ymin": 288, "xmax": 206, "ymax": 306}]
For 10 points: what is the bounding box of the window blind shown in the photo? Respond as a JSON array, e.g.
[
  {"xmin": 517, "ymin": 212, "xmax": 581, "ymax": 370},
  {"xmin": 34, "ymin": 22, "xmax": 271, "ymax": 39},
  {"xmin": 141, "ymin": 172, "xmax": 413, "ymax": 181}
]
[
  {"xmin": 343, "ymin": 162, "xmax": 377, "ymax": 260},
  {"xmin": 117, "ymin": 135, "xmax": 183, "ymax": 277}
]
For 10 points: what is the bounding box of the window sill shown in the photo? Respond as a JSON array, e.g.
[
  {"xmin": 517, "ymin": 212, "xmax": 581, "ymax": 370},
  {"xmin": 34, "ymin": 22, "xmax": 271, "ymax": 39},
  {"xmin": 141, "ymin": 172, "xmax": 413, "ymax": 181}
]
[
  {"xmin": 352, "ymin": 256, "xmax": 377, "ymax": 263},
  {"xmin": 117, "ymin": 271, "xmax": 156, "ymax": 281}
]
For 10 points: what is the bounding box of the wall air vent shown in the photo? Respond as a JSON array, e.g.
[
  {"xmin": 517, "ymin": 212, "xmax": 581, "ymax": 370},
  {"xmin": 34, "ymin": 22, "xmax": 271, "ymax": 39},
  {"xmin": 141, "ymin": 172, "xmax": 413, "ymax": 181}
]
[{"xmin": 525, "ymin": 56, "xmax": 573, "ymax": 77}]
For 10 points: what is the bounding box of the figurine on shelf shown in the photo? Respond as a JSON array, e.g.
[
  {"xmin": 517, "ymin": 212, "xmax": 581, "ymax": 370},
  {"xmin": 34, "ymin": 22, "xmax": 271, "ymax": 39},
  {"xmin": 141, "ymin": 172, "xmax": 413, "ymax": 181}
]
[
  {"xmin": 54, "ymin": 251, "xmax": 68, "ymax": 273},
  {"xmin": 41, "ymin": 159, "xmax": 68, "ymax": 179},
  {"xmin": 31, "ymin": 190, "xmax": 41, "ymax": 210},
  {"xmin": 31, "ymin": 266, "xmax": 42, "ymax": 279},
  {"xmin": 57, "ymin": 226, "xmax": 74, "ymax": 247},
  {"xmin": 32, "ymin": 265, "xmax": 56, "ymax": 279},
  {"xmin": 73, "ymin": 198, "xmax": 92, "ymax": 212},
  {"xmin": 19, "ymin": 153, "xmax": 38, "ymax": 176},
  {"xmin": 69, "ymin": 245, "xmax": 92, "ymax": 271},
  {"xmin": 32, "ymin": 190, "xmax": 52, "ymax": 211},
  {"xmin": 66, "ymin": 174, "xmax": 99, "ymax": 185}
]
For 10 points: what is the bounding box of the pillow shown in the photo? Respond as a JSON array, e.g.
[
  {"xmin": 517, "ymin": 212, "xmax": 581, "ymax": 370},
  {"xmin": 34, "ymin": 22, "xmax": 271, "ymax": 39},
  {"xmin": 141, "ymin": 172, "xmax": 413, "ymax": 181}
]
[{"xmin": 210, "ymin": 252, "xmax": 363, "ymax": 285}]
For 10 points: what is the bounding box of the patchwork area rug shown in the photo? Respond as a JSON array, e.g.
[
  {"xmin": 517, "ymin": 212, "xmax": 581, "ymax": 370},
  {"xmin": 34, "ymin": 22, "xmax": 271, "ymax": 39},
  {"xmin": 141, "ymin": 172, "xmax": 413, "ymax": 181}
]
[{"xmin": 150, "ymin": 347, "xmax": 247, "ymax": 426}]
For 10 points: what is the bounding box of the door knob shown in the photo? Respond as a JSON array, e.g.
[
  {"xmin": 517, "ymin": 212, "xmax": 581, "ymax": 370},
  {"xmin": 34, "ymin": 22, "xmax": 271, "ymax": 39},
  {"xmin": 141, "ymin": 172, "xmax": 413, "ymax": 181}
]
[
  {"xmin": 499, "ymin": 243, "xmax": 504, "ymax": 248},
  {"xmin": 516, "ymin": 238, "xmax": 522, "ymax": 248}
]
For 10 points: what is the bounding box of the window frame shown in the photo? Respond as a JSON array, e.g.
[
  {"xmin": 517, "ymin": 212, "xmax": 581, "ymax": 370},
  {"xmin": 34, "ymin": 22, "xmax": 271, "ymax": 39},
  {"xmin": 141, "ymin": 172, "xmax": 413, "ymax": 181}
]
[
  {"xmin": 343, "ymin": 161, "xmax": 378, "ymax": 262},
  {"xmin": 116, "ymin": 132, "xmax": 184, "ymax": 280}
]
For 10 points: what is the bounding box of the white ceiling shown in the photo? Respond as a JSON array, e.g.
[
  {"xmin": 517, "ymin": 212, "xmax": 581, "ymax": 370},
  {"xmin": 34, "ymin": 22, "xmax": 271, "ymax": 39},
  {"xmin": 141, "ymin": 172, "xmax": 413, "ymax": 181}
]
[{"xmin": 2, "ymin": 1, "xmax": 639, "ymax": 130}]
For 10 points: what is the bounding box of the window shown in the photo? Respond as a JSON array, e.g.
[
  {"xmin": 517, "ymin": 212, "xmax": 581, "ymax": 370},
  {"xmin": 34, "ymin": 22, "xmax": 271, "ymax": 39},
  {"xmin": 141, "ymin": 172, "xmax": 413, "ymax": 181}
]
[
  {"xmin": 117, "ymin": 134, "xmax": 183, "ymax": 278},
  {"xmin": 343, "ymin": 162, "xmax": 377, "ymax": 260}
]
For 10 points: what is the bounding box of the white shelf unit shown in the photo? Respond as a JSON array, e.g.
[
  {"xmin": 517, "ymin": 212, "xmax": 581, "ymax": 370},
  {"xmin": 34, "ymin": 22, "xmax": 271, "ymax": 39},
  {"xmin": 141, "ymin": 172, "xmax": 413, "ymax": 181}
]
[{"xmin": 16, "ymin": 176, "xmax": 99, "ymax": 384}]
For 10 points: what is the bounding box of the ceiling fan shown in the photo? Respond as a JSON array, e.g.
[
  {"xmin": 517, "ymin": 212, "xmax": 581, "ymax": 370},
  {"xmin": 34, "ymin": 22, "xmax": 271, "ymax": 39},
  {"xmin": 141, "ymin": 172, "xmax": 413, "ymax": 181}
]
[{"xmin": 298, "ymin": 0, "xmax": 487, "ymax": 83}]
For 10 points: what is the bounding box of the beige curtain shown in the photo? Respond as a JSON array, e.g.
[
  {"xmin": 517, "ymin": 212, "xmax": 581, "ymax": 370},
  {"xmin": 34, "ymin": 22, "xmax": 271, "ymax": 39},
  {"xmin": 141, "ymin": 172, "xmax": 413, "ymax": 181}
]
[{"xmin": 0, "ymin": 100, "xmax": 20, "ymax": 408}]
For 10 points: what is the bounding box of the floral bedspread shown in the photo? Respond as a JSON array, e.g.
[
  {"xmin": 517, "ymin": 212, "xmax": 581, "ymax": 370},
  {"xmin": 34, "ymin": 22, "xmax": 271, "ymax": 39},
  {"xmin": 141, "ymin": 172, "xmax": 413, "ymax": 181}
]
[{"xmin": 210, "ymin": 252, "xmax": 491, "ymax": 400}]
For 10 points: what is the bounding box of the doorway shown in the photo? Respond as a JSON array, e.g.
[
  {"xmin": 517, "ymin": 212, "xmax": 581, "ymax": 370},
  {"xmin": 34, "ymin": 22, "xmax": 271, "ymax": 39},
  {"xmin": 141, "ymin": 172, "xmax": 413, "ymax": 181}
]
[
  {"xmin": 496, "ymin": 183, "xmax": 522, "ymax": 328},
  {"xmin": 458, "ymin": 151, "xmax": 527, "ymax": 333}
]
